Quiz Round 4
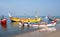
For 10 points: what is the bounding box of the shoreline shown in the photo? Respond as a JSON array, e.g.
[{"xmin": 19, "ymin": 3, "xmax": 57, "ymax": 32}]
[
  {"xmin": 13, "ymin": 29, "xmax": 60, "ymax": 37},
  {"xmin": 14, "ymin": 29, "xmax": 54, "ymax": 37}
]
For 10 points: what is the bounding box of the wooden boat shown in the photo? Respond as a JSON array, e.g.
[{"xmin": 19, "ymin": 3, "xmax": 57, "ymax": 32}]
[
  {"xmin": 8, "ymin": 13, "xmax": 42, "ymax": 23},
  {"xmin": 1, "ymin": 18, "xmax": 7, "ymax": 25},
  {"xmin": 0, "ymin": 16, "xmax": 7, "ymax": 30},
  {"xmin": 31, "ymin": 20, "xmax": 57, "ymax": 28},
  {"xmin": 19, "ymin": 20, "xmax": 57, "ymax": 28},
  {"xmin": 0, "ymin": 15, "xmax": 7, "ymax": 25},
  {"xmin": 31, "ymin": 22, "xmax": 56, "ymax": 28}
]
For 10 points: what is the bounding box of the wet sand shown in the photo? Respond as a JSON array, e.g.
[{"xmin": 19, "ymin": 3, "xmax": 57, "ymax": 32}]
[
  {"xmin": 13, "ymin": 27, "xmax": 60, "ymax": 37},
  {"xmin": 45, "ymin": 30, "xmax": 60, "ymax": 37},
  {"xmin": 14, "ymin": 29, "xmax": 55, "ymax": 37},
  {"xmin": 13, "ymin": 22, "xmax": 60, "ymax": 37}
]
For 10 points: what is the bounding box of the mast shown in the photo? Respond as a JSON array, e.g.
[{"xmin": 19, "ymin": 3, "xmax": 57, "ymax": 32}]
[{"xmin": 35, "ymin": 11, "xmax": 38, "ymax": 18}]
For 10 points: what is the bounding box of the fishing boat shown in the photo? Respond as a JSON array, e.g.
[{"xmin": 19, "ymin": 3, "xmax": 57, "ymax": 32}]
[
  {"xmin": 31, "ymin": 20, "xmax": 57, "ymax": 28},
  {"xmin": 45, "ymin": 16, "xmax": 57, "ymax": 22},
  {"xmin": 1, "ymin": 18, "xmax": 7, "ymax": 25},
  {"xmin": 0, "ymin": 16, "xmax": 7, "ymax": 25},
  {"xmin": 8, "ymin": 13, "xmax": 42, "ymax": 23},
  {"xmin": 19, "ymin": 20, "xmax": 57, "ymax": 28}
]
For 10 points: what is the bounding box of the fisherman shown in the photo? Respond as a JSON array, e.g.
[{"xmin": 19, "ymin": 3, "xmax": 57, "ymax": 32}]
[
  {"xmin": 27, "ymin": 18, "xmax": 30, "ymax": 27},
  {"xmin": 27, "ymin": 21, "xmax": 30, "ymax": 27},
  {"xmin": 19, "ymin": 21, "xmax": 25, "ymax": 27},
  {"xmin": 22, "ymin": 23, "xmax": 24, "ymax": 27}
]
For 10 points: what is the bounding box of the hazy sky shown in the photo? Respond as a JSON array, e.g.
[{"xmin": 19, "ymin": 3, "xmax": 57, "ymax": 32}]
[{"xmin": 0, "ymin": 0, "xmax": 60, "ymax": 16}]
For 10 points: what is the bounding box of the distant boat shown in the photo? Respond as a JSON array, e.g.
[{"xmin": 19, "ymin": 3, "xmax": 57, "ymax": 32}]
[
  {"xmin": 1, "ymin": 18, "xmax": 7, "ymax": 25},
  {"xmin": 8, "ymin": 13, "xmax": 42, "ymax": 23},
  {"xmin": 45, "ymin": 16, "xmax": 55, "ymax": 21}
]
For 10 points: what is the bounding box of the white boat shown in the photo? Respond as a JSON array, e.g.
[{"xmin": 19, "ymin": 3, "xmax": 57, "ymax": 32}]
[
  {"xmin": 31, "ymin": 20, "xmax": 57, "ymax": 28},
  {"xmin": 31, "ymin": 22, "xmax": 56, "ymax": 28},
  {"xmin": 19, "ymin": 20, "xmax": 57, "ymax": 28}
]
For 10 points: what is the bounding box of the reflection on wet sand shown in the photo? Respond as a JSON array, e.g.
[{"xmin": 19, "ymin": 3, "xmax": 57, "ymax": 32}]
[
  {"xmin": 10, "ymin": 22, "xmax": 56, "ymax": 33},
  {"xmin": 10, "ymin": 22, "xmax": 31, "ymax": 30},
  {"xmin": 1, "ymin": 23, "xmax": 7, "ymax": 30},
  {"xmin": 10, "ymin": 22, "xmax": 19, "ymax": 28},
  {"xmin": 38, "ymin": 27, "xmax": 56, "ymax": 32}
]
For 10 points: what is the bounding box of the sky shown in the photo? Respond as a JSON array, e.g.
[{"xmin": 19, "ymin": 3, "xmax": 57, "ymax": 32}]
[{"xmin": 0, "ymin": 0, "xmax": 60, "ymax": 16}]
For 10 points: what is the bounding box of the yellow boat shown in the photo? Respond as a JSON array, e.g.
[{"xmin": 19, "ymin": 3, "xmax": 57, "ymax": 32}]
[{"xmin": 8, "ymin": 13, "xmax": 42, "ymax": 22}]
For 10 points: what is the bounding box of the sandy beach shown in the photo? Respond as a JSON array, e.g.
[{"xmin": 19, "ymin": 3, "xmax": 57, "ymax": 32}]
[
  {"xmin": 12, "ymin": 28, "xmax": 60, "ymax": 37},
  {"xmin": 45, "ymin": 30, "xmax": 60, "ymax": 37}
]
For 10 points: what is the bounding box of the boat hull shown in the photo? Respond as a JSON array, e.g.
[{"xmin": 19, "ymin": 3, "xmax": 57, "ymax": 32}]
[
  {"xmin": 8, "ymin": 13, "xmax": 42, "ymax": 22},
  {"xmin": 19, "ymin": 22, "xmax": 57, "ymax": 28},
  {"xmin": 1, "ymin": 18, "xmax": 7, "ymax": 25},
  {"xmin": 10, "ymin": 17, "xmax": 42, "ymax": 23},
  {"xmin": 11, "ymin": 20, "xmax": 17, "ymax": 22}
]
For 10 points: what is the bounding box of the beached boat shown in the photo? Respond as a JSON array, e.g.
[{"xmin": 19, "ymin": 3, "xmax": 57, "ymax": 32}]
[
  {"xmin": 31, "ymin": 23, "xmax": 56, "ymax": 28},
  {"xmin": 0, "ymin": 16, "xmax": 7, "ymax": 25},
  {"xmin": 19, "ymin": 20, "xmax": 57, "ymax": 28},
  {"xmin": 8, "ymin": 13, "xmax": 42, "ymax": 23},
  {"xmin": 31, "ymin": 20, "xmax": 57, "ymax": 28},
  {"xmin": 1, "ymin": 18, "xmax": 7, "ymax": 25}
]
